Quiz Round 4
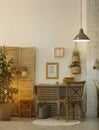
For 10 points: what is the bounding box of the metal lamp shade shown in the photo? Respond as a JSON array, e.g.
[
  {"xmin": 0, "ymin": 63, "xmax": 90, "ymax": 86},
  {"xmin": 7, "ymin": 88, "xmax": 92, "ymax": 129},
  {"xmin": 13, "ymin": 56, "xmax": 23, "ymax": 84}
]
[{"xmin": 73, "ymin": 28, "xmax": 90, "ymax": 42}]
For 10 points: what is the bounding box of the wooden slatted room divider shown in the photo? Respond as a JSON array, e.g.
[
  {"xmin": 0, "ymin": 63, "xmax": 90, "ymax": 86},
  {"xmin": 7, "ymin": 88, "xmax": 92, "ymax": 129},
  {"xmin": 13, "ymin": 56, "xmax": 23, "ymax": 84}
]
[{"xmin": 5, "ymin": 46, "xmax": 35, "ymax": 116}]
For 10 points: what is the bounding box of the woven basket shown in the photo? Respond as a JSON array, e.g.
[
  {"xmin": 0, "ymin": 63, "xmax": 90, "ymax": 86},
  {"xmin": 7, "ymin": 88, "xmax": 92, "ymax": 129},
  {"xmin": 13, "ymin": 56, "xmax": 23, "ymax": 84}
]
[
  {"xmin": 72, "ymin": 56, "xmax": 80, "ymax": 62},
  {"xmin": 71, "ymin": 67, "xmax": 81, "ymax": 74}
]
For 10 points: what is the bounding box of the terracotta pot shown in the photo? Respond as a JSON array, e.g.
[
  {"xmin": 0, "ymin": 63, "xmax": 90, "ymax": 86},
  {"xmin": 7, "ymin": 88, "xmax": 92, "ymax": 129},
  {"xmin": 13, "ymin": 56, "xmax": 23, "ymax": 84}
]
[{"xmin": 0, "ymin": 103, "xmax": 12, "ymax": 121}]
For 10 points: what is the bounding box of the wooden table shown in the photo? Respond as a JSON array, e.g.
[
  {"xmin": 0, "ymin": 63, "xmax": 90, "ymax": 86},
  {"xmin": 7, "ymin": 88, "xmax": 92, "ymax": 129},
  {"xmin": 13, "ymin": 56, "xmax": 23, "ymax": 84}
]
[
  {"xmin": 35, "ymin": 84, "xmax": 66, "ymax": 117},
  {"xmin": 35, "ymin": 83, "xmax": 85, "ymax": 119}
]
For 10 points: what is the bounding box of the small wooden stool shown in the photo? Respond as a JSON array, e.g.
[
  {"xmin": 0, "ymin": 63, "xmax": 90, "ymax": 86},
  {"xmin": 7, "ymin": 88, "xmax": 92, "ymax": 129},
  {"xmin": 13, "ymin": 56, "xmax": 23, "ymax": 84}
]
[{"xmin": 19, "ymin": 98, "xmax": 34, "ymax": 117}]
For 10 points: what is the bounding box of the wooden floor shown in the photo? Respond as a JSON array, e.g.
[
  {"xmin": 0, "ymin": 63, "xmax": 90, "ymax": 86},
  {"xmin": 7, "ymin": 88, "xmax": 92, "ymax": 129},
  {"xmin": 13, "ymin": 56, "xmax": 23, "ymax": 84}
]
[{"xmin": 0, "ymin": 118, "xmax": 98, "ymax": 130}]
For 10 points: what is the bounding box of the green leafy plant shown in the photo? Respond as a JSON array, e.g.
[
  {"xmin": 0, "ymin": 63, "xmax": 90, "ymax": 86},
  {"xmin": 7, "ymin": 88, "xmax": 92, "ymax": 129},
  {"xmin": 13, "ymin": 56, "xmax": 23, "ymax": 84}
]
[
  {"xmin": 62, "ymin": 77, "xmax": 74, "ymax": 83},
  {"xmin": 72, "ymin": 49, "xmax": 80, "ymax": 56},
  {"xmin": 12, "ymin": 66, "xmax": 21, "ymax": 75},
  {"xmin": 72, "ymin": 43, "xmax": 80, "ymax": 57},
  {"xmin": 69, "ymin": 62, "xmax": 80, "ymax": 68},
  {"xmin": 38, "ymin": 102, "xmax": 50, "ymax": 109},
  {"xmin": 0, "ymin": 47, "xmax": 18, "ymax": 104},
  {"xmin": 38, "ymin": 102, "xmax": 51, "ymax": 119},
  {"xmin": 21, "ymin": 66, "xmax": 28, "ymax": 71}
]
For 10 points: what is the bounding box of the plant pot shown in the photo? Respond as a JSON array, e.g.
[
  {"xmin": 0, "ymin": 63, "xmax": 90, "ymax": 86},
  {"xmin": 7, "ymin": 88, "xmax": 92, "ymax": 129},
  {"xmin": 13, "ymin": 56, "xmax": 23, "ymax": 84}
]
[
  {"xmin": 0, "ymin": 103, "xmax": 12, "ymax": 121},
  {"xmin": 21, "ymin": 71, "xmax": 27, "ymax": 77},
  {"xmin": 38, "ymin": 106, "xmax": 51, "ymax": 119},
  {"xmin": 72, "ymin": 56, "xmax": 80, "ymax": 62},
  {"xmin": 71, "ymin": 67, "xmax": 81, "ymax": 74}
]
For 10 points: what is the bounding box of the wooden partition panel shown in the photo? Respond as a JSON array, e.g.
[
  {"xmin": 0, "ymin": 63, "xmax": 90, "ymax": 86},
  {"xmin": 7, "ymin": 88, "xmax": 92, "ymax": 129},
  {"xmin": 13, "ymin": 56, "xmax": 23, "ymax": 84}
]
[
  {"xmin": 5, "ymin": 46, "xmax": 35, "ymax": 116},
  {"xmin": 19, "ymin": 47, "xmax": 35, "ymax": 98},
  {"xmin": 6, "ymin": 47, "xmax": 20, "ymax": 102}
]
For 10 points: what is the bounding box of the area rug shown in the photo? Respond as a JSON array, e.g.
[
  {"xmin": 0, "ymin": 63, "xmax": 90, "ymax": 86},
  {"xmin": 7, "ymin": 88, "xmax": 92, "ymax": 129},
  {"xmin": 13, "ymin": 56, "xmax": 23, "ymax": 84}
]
[{"xmin": 32, "ymin": 118, "xmax": 80, "ymax": 126}]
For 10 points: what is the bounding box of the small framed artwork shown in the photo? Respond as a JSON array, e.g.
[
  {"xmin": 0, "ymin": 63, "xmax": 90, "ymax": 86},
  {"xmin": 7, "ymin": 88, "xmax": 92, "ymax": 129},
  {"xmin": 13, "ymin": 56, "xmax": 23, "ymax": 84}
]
[
  {"xmin": 54, "ymin": 47, "xmax": 64, "ymax": 57},
  {"xmin": 46, "ymin": 62, "xmax": 59, "ymax": 79}
]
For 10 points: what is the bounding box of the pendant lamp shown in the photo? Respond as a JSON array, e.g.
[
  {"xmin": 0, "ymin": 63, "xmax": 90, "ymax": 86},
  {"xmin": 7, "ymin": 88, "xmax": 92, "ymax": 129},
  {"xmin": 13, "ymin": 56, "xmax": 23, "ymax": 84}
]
[{"xmin": 73, "ymin": 0, "xmax": 90, "ymax": 42}]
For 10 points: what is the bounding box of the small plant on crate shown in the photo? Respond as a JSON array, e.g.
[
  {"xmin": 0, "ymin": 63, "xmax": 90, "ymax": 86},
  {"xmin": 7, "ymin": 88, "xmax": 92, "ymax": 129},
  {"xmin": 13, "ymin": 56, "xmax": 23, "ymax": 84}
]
[
  {"xmin": 38, "ymin": 102, "xmax": 50, "ymax": 109},
  {"xmin": 38, "ymin": 102, "xmax": 51, "ymax": 119}
]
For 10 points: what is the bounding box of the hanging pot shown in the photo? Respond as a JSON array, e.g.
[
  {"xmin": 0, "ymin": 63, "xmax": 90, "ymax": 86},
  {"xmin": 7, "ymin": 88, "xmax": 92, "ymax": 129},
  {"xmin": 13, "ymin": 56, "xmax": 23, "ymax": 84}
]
[
  {"xmin": 72, "ymin": 56, "xmax": 80, "ymax": 62},
  {"xmin": 71, "ymin": 67, "xmax": 81, "ymax": 74}
]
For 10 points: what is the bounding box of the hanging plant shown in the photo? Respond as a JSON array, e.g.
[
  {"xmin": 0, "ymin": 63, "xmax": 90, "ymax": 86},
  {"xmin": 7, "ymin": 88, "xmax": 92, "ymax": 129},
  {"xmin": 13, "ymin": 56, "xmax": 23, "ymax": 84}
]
[
  {"xmin": 72, "ymin": 43, "xmax": 80, "ymax": 62},
  {"xmin": 72, "ymin": 43, "xmax": 80, "ymax": 56}
]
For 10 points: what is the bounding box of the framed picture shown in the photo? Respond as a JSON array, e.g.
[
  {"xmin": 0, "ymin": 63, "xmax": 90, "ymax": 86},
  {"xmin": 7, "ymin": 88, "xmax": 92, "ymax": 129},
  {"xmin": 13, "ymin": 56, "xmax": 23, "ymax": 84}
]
[
  {"xmin": 46, "ymin": 62, "xmax": 59, "ymax": 79},
  {"xmin": 54, "ymin": 47, "xmax": 64, "ymax": 57}
]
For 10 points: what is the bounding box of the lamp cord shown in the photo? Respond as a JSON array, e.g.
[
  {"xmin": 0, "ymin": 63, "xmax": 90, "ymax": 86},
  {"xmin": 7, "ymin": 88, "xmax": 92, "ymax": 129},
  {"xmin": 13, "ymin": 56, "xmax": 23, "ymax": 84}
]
[{"xmin": 80, "ymin": 0, "xmax": 82, "ymax": 28}]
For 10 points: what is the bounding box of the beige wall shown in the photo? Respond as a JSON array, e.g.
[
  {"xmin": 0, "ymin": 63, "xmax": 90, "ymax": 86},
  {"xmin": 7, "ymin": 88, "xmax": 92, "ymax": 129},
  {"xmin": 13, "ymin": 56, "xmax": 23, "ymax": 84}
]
[
  {"xmin": 0, "ymin": 0, "xmax": 80, "ymax": 45},
  {"xmin": 0, "ymin": 0, "xmax": 87, "ymax": 83},
  {"xmin": 1, "ymin": 0, "xmax": 94, "ymax": 116}
]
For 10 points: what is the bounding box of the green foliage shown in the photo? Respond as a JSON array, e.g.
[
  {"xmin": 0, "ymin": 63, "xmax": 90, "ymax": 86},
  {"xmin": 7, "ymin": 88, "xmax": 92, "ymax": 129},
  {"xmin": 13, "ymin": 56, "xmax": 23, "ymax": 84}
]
[
  {"xmin": 72, "ymin": 49, "xmax": 80, "ymax": 56},
  {"xmin": 38, "ymin": 102, "xmax": 50, "ymax": 109},
  {"xmin": 69, "ymin": 62, "xmax": 80, "ymax": 68},
  {"xmin": 72, "ymin": 43, "xmax": 80, "ymax": 56},
  {"xmin": 0, "ymin": 47, "xmax": 18, "ymax": 104},
  {"xmin": 62, "ymin": 77, "xmax": 74, "ymax": 83}
]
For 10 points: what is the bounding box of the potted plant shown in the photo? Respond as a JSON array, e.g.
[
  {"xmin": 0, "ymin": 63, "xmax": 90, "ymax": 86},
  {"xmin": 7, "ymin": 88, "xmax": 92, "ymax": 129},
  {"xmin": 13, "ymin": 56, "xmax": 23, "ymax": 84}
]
[
  {"xmin": 12, "ymin": 66, "xmax": 21, "ymax": 76},
  {"xmin": 69, "ymin": 62, "xmax": 81, "ymax": 74},
  {"xmin": 72, "ymin": 44, "xmax": 80, "ymax": 62},
  {"xmin": 62, "ymin": 77, "xmax": 74, "ymax": 84},
  {"xmin": 21, "ymin": 66, "xmax": 28, "ymax": 77},
  {"xmin": 0, "ymin": 46, "xmax": 18, "ymax": 120},
  {"xmin": 38, "ymin": 102, "xmax": 51, "ymax": 119}
]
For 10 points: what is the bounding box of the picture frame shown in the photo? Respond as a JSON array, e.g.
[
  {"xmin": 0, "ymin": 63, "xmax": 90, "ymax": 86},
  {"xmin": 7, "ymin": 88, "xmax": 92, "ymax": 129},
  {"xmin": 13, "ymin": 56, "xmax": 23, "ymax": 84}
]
[
  {"xmin": 46, "ymin": 62, "xmax": 59, "ymax": 79},
  {"xmin": 54, "ymin": 47, "xmax": 64, "ymax": 57}
]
